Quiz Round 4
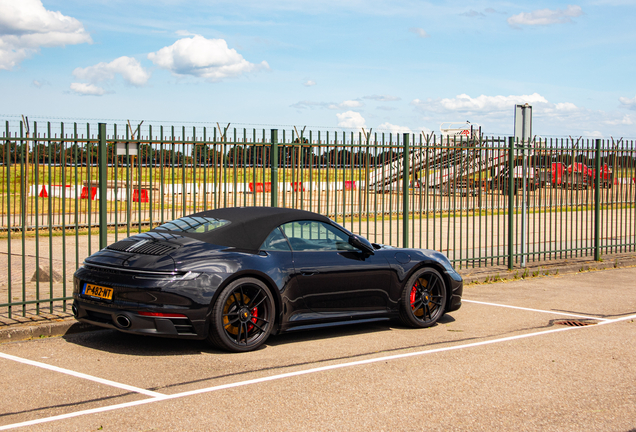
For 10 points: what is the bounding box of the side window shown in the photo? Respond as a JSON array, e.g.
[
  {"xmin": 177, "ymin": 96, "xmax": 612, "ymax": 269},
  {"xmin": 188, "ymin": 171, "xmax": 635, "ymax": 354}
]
[
  {"xmin": 260, "ymin": 227, "xmax": 291, "ymax": 251},
  {"xmin": 280, "ymin": 221, "xmax": 356, "ymax": 251}
]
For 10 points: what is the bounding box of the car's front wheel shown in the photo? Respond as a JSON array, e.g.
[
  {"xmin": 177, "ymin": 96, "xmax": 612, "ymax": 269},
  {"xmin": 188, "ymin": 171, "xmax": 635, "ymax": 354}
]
[
  {"xmin": 399, "ymin": 268, "xmax": 447, "ymax": 328},
  {"xmin": 207, "ymin": 277, "xmax": 275, "ymax": 352}
]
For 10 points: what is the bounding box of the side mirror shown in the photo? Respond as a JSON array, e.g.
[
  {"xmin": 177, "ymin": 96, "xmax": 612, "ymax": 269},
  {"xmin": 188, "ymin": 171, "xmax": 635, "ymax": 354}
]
[{"xmin": 349, "ymin": 234, "xmax": 375, "ymax": 255}]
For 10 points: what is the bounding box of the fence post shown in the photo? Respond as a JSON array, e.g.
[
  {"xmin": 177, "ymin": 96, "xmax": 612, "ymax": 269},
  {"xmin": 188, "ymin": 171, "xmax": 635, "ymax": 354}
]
[
  {"xmin": 271, "ymin": 129, "xmax": 278, "ymax": 208},
  {"xmin": 98, "ymin": 123, "xmax": 108, "ymax": 249},
  {"xmin": 594, "ymin": 138, "xmax": 601, "ymax": 261},
  {"xmin": 402, "ymin": 133, "xmax": 410, "ymax": 248},
  {"xmin": 508, "ymin": 136, "xmax": 514, "ymax": 270}
]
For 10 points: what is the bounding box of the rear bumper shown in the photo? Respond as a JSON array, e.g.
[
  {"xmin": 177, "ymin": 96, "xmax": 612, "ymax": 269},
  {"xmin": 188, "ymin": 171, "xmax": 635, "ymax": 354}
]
[{"xmin": 72, "ymin": 300, "xmax": 207, "ymax": 339}]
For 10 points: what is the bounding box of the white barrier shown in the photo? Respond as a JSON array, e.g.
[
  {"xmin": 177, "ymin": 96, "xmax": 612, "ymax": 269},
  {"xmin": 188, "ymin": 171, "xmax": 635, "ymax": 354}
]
[
  {"xmin": 29, "ymin": 181, "xmax": 361, "ymax": 201},
  {"xmin": 29, "ymin": 184, "xmax": 80, "ymax": 198}
]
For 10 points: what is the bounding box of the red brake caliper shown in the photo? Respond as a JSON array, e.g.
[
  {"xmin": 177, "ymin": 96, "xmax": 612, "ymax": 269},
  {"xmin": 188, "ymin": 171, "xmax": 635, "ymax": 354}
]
[
  {"xmin": 247, "ymin": 307, "xmax": 258, "ymax": 331},
  {"xmin": 410, "ymin": 285, "xmax": 417, "ymax": 309}
]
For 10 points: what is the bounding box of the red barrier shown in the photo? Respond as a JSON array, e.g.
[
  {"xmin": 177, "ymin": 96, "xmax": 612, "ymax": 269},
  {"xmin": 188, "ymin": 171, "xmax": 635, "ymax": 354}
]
[
  {"xmin": 80, "ymin": 186, "xmax": 97, "ymax": 200},
  {"xmin": 133, "ymin": 189, "xmax": 149, "ymax": 203},
  {"xmin": 291, "ymin": 182, "xmax": 304, "ymax": 192},
  {"xmin": 344, "ymin": 181, "xmax": 356, "ymax": 191},
  {"xmin": 551, "ymin": 163, "xmax": 565, "ymax": 185},
  {"xmin": 249, "ymin": 182, "xmax": 272, "ymax": 192},
  {"xmin": 568, "ymin": 163, "xmax": 592, "ymax": 177}
]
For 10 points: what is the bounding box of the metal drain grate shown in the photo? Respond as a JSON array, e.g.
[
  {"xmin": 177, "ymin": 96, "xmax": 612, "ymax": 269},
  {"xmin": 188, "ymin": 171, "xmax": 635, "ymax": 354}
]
[{"xmin": 554, "ymin": 319, "xmax": 598, "ymax": 327}]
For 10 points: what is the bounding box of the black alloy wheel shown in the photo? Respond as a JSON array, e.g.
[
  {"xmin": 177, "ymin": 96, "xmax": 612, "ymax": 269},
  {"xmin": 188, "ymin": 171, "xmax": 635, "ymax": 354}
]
[
  {"xmin": 399, "ymin": 268, "xmax": 447, "ymax": 328},
  {"xmin": 207, "ymin": 277, "xmax": 275, "ymax": 352}
]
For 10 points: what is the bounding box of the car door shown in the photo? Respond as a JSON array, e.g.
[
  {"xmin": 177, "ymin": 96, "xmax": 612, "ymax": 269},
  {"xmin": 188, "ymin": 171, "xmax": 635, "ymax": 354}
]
[{"xmin": 281, "ymin": 220, "xmax": 392, "ymax": 316}]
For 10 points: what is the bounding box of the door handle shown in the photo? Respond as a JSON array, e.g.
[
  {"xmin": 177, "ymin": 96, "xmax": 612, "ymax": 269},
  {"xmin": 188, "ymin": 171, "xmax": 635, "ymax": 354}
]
[{"xmin": 301, "ymin": 271, "xmax": 317, "ymax": 276}]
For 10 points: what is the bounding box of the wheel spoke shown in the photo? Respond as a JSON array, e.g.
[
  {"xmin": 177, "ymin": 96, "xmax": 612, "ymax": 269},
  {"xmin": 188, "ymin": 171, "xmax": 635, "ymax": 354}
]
[
  {"xmin": 250, "ymin": 294, "xmax": 268, "ymax": 310},
  {"xmin": 423, "ymin": 302, "xmax": 432, "ymax": 320},
  {"xmin": 247, "ymin": 289, "xmax": 262, "ymax": 309},
  {"xmin": 428, "ymin": 276, "xmax": 438, "ymax": 291},
  {"xmin": 412, "ymin": 298, "xmax": 424, "ymax": 310},
  {"xmin": 225, "ymin": 316, "xmax": 240, "ymax": 326},
  {"xmin": 249, "ymin": 320, "xmax": 267, "ymax": 333},
  {"xmin": 232, "ymin": 291, "xmax": 242, "ymax": 308},
  {"xmin": 235, "ymin": 319, "xmax": 244, "ymax": 344},
  {"xmin": 239, "ymin": 285, "xmax": 246, "ymax": 304}
]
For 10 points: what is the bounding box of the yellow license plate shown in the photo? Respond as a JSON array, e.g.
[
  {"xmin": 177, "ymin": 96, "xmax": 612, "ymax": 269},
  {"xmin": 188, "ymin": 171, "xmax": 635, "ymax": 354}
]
[{"xmin": 83, "ymin": 283, "xmax": 114, "ymax": 300}]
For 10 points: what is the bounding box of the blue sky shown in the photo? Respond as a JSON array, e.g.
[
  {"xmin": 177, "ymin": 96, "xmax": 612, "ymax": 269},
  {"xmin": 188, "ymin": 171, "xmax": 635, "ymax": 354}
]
[{"xmin": 1, "ymin": 0, "xmax": 635, "ymax": 138}]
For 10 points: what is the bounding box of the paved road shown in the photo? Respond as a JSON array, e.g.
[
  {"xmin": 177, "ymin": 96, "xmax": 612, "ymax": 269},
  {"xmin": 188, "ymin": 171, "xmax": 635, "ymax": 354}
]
[{"xmin": 0, "ymin": 267, "xmax": 635, "ymax": 431}]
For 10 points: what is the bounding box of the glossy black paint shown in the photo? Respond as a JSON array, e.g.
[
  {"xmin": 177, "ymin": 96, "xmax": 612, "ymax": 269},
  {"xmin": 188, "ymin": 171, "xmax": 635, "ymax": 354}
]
[{"xmin": 73, "ymin": 215, "xmax": 463, "ymax": 342}]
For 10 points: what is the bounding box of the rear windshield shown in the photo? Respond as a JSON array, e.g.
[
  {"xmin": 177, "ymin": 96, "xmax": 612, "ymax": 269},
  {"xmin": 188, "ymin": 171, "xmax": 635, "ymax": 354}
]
[{"xmin": 155, "ymin": 217, "xmax": 229, "ymax": 234}]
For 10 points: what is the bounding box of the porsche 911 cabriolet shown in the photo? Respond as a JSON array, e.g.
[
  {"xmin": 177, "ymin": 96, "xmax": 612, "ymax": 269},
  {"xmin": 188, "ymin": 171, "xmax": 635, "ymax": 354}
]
[{"xmin": 73, "ymin": 207, "xmax": 462, "ymax": 352}]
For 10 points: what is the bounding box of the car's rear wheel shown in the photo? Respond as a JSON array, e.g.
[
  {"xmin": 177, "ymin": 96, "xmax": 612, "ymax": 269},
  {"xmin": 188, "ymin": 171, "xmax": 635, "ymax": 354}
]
[
  {"xmin": 399, "ymin": 268, "xmax": 447, "ymax": 328},
  {"xmin": 207, "ymin": 277, "xmax": 275, "ymax": 352}
]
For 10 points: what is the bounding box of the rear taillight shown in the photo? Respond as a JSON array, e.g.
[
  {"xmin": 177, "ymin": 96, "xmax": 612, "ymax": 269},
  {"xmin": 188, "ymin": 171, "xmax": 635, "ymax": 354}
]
[{"xmin": 137, "ymin": 311, "xmax": 187, "ymax": 318}]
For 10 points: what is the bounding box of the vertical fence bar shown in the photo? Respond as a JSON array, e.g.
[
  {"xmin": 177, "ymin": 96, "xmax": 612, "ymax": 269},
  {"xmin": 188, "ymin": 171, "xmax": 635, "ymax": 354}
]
[
  {"xmin": 402, "ymin": 133, "xmax": 410, "ymax": 248},
  {"xmin": 47, "ymin": 123, "xmax": 53, "ymax": 312},
  {"xmin": 98, "ymin": 123, "xmax": 108, "ymax": 249},
  {"xmin": 271, "ymin": 129, "xmax": 278, "ymax": 207},
  {"xmin": 34, "ymin": 122, "xmax": 40, "ymax": 315},
  {"xmin": 5, "ymin": 121, "xmax": 12, "ymax": 317},
  {"xmin": 508, "ymin": 136, "xmax": 514, "ymax": 270},
  {"xmin": 20, "ymin": 121, "xmax": 26, "ymax": 315},
  {"xmin": 594, "ymin": 138, "xmax": 601, "ymax": 261}
]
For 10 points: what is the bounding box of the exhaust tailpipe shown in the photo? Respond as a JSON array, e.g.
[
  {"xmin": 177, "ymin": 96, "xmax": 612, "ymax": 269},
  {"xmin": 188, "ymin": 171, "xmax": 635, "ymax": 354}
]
[{"xmin": 115, "ymin": 314, "xmax": 131, "ymax": 328}]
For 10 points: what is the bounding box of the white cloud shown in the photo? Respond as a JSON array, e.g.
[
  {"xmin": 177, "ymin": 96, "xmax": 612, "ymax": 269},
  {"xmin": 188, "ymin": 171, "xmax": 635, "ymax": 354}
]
[
  {"xmin": 0, "ymin": 0, "xmax": 91, "ymax": 70},
  {"xmin": 70, "ymin": 82, "xmax": 106, "ymax": 96},
  {"xmin": 508, "ymin": 5, "xmax": 583, "ymax": 27},
  {"xmin": 604, "ymin": 114, "xmax": 634, "ymax": 125},
  {"xmin": 364, "ymin": 94, "xmax": 401, "ymax": 102},
  {"xmin": 290, "ymin": 100, "xmax": 327, "ymax": 110},
  {"xmin": 409, "ymin": 27, "xmax": 430, "ymax": 38},
  {"xmin": 336, "ymin": 111, "xmax": 366, "ymax": 129},
  {"xmin": 554, "ymin": 102, "xmax": 578, "ymax": 111},
  {"xmin": 583, "ymin": 131, "xmax": 604, "ymax": 138},
  {"xmin": 329, "ymin": 100, "xmax": 363, "ymax": 109},
  {"xmin": 413, "ymin": 93, "xmax": 549, "ymax": 113},
  {"xmin": 377, "ymin": 122, "xmax": 413, "ymax": 135},
  {"xmin": 291, "ymin": 99, "xmax": 363, "ymax": 110},
  {"xmin": 73, "ymin": 56, "xmax": 150, "ymax": 87},
  {"xmin": 303, "ymin": 80, "xmax": 316, "ymax": 86},
  {"xmin": 461, "ymin": 10, "xmax": 485, "ymax": 18},
  {"xmin": 32, "ymin": 79, "xmax": 49, "ymax": 88},
  {"xmin": 411, "ymin": 92, "xmax": 635, "ymax": 136},
  {"xmin": 619, "ymin": 95, "xmax": 636, "ymax": 110},
  {"xmin": 148, "ymin": 35, "xmax": 269, "ymax": 81}
]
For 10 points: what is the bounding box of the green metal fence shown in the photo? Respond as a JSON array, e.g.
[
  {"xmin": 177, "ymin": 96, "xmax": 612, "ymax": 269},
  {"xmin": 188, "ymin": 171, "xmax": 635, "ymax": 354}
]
[{"xmin": 1, "ymin": 120, "xmax": 635, "ymax": 318}]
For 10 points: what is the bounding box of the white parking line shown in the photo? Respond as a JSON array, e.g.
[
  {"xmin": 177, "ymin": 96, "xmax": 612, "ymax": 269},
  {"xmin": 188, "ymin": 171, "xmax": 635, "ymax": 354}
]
[
  {"xmin": 462, "ymin": 299, "xmax": 611, "ymax": 321},
  {"xmin": 2, "ymin": 312, "xmax": 635, "ymax": 431},
  {"xmin": 0, "ymin": 352, "xmax": 165, "ymax": 398}
]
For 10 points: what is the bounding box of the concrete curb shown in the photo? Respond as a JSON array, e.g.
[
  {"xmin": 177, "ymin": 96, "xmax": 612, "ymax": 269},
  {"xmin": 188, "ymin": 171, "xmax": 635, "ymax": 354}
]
[
  {"xmin": 2, "ymin": 253, "xmax": 635, "ymax": 344},
  {"xmin": 459, "ymin": 254, "xmax": 636, "ymax": 285},
  {"xmin": 0, "ymin": 319, "xmax": 98, "ymax": 344}
]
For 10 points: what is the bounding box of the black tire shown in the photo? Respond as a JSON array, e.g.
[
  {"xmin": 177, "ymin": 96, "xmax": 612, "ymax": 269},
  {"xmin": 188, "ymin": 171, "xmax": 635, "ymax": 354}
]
[
  {"xmin": 206, "ymin": 277, "xmax": 275, "ymax": 352},
  {"xmin": 399, "ymin": 268, "xmax": 447, "ymax": 328}
]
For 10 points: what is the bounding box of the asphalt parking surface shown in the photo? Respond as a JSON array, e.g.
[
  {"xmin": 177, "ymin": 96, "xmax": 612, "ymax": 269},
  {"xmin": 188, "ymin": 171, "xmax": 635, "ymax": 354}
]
[{"xmin": 1, "ymin": 267, "xmax": 635, "ymax": 431}]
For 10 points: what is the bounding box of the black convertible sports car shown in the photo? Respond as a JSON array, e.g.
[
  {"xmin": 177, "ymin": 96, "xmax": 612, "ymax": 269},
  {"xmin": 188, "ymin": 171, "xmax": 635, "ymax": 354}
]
[{"xmin": 73, "ymin": 207, "xmax": 463, "ymax": 352}]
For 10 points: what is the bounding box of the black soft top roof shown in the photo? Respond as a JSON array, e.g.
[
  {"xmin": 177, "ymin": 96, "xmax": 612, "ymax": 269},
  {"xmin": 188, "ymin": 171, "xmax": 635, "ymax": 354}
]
[{"xmin": 153, "ymin": 207, "xmax": 333, "ymax": 251}]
